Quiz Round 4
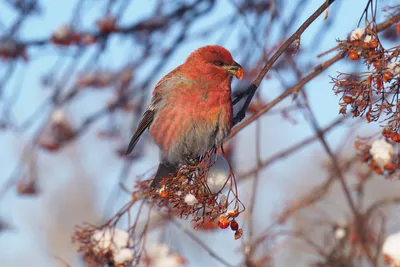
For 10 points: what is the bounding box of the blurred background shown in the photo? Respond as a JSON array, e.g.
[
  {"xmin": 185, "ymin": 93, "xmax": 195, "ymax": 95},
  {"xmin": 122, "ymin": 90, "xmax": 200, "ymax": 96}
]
[{"xmin": 0, "ymin": 0, "xmax": 400, "ymax": 266}]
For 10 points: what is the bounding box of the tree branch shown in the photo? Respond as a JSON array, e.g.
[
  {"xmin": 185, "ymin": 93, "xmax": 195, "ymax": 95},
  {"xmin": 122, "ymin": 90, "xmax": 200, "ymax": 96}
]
[{"xmin": 233, "ymin": 0, "xmax": 336, "ymax": 125}]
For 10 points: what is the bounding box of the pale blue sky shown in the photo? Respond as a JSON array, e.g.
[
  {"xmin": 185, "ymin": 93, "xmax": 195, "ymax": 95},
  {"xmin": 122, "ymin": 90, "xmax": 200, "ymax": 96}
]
[{"xmin": 0, "ymin": 0, "xmax": 398, "ymax": 266}]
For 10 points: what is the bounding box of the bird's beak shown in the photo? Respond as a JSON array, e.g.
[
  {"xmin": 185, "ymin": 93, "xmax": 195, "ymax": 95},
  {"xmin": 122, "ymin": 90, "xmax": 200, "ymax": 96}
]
[{"xmin": 224, "ymin": 61, "xmax": 244, "ymax": 80}]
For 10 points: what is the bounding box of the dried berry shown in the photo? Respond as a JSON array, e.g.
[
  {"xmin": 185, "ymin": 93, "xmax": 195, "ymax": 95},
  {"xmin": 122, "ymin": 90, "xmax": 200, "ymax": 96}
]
[
  {"xmin": 230, "ymin": 220, "xmax": 239, "ymax": 231},
  {"xmin": 234, "ymin": 229, "xmax": 243, "ymax": 240}
]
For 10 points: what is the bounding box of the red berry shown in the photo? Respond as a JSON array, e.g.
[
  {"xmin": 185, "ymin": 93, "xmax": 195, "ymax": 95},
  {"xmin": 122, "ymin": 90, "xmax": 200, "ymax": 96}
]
[
  {"xmin": 343, "ymin": 96, "xmax": 352, "ymax": 104},
  {"xmin": 218, "ymin": 216, "xmax": 230, "ymax": 229},
  {"xmin": 382, "ymin": 128, "xmax": 392, "ymax": 138},
  {"xmin": 230, "ymin": 220, "xmax": 239, "ymax": 231},
  {"xmin": 375, "ymin": 167, "xmax": 383, "ymax": 175},
  {"xmin": 373, "ymin": 61, "xmax": 381, "ymax": 68},
  {"xmin": 369, "ymin": 39, "xmax": 379, "ymax": 48},
  {"xmin": 159, "ymin": 190, "xmax": 168, "ymax": 198},
  {"xmin": 383, "ymin": 72, "xmax": 392, "ymax": 83},
  {"xmin": 218, "ymin": 220, "xmax": 230, "ymax": 229},
  {"xmin": 349, "ymin": 51, "xmax": 359, "ymax": 60},
  {"xmin": 391, "ymin": 133, "xmax": 400, "ymax": 142},
  {"xmin": 384, "ymin": 163, "xmax": 395, "ymax": 171}
]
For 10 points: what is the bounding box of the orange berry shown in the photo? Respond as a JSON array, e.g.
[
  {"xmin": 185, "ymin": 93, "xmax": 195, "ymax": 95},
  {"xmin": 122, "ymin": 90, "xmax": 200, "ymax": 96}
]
[
  {"xmin": 230, "ymin": 220, "xmax": 239, "ymax": 231},
  {"xmin": 384, "ymin": 253, "xmax": 393, "ymax": 264},
  {"xmin": 354, "ymin": 141, "xmax": 361, "ymax": 149},
  {"xmin": 384, "ymin": 163, "xmax": 395, "ymax": 171},
  {"xmin": 352, "ymin": 40, "xmax": 360, "ymax": 47},
  {"xmin": 349, "ymin": 51, "xmax": 359, "ymax": 60},
  {"xmin": 342, "ymin": 96, "xmax": 352, "ymax": 104},
  {"xmin": 397, "ymin": 24, "xmax": 400, "ymax": 35},
  {"xmin": 382, "ymin": 128, "xmax": 392, "ymax": 138},
  {"xmin": 160, "ymin": 190, "xmax": 168, "ymax": 198},
  {"xmin": 218, "ymin": 220, "xmax": 230, "ymax": 229},
  {"xmin": 383, "ymin": 72, "xmax": 393, "ymax": 83},
  {"xmin": 375, "ymin": 167, "xmax": 383, "ymax": 175},
  {"xmin": 372, "ymin": 61, "xmax": 381, "ymax": 68},
  {"xmin": 362, "ymin": 42, "xmax": 370, "ymax": 49},
  {"xmin": 369, "ymin": 39, "xmax": 379, "ymax": 48}
]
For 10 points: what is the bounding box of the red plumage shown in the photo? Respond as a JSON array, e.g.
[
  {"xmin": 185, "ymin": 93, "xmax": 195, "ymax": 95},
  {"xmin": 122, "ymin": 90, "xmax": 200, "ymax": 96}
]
[{"xmin": 126, "ymin": 45, "xmax": 244, "ymax": 186}]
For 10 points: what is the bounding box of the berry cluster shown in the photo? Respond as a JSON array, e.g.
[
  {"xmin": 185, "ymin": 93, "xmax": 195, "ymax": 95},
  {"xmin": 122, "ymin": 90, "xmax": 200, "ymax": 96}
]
[
  {"xmin": 333, "ymin": 26, "xmax": 400, "ymax": 132},
  {"xmin": 135, "ymin": 150, "xmax": 245, "ymax": 239},
  {"xmin": 355, "ymin": 138, "xmax": 397, "ymax": 178}
]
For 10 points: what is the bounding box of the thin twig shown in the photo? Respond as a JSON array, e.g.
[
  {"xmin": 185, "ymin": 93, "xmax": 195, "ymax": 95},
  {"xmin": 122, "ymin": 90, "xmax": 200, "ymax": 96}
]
[
  {"xmin": 232, "ymin": 0, "xmax": 336, "ymax": 125},
  {"xmin": 170, "ymin": 219, "xmax": 235, "ymax": 267}
]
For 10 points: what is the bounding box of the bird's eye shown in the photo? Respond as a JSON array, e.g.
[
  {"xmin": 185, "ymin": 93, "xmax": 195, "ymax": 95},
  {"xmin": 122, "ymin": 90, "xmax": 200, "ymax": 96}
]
[{"xmin": 214, "ymin": 61, "xmax": 224, "ymax": 66}]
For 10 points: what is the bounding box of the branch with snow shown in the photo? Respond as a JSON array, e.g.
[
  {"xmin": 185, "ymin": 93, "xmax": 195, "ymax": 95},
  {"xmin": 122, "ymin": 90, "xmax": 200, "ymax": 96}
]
[
  {"xmin": 91, "ymin": 227, "xmax": 133, "ymax": 265},
  {"xmin": 143, "ymin": 244, "xmax": 185, "ymax": 267},
  {"xmin": 383, "ymin": 231, "xmax": 400, "ymax": 267},
  {"xmin": 369, "ymin": 139, "xmax": 394, "ymax": 167}
]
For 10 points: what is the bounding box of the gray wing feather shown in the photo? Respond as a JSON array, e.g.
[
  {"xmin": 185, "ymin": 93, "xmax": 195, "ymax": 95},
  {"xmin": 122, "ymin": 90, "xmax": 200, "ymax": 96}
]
[{"xmin": 125, "ymin": 101, "xmax": 159, "ymax": 155}]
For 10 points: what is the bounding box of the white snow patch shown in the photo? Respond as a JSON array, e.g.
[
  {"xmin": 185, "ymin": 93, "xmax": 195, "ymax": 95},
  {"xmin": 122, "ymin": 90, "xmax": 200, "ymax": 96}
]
[
  {"xmin": 184, "ymin": 194, "xmax": 198, "ymax": 206},
  {"xmin": 146, "ymin": 244, "xmax": 184, "ymax": 267},
  {"xmin": 350, "ymin": 28, "xmax": 365, "ymax": 41},
  {"xmin": 91, "ymin": 228, "xmax": 133, "ymax": 264},
  {"xmin": 383, "ymin": 231, "xmax": 400, "ymax": 266},
  {"xmin": 388, "ymin": 62, "xmax": 400, "ymax": 75},
  {"xmin": 369, "ymin": 139, "xmax": 394, "ymax": 167}
]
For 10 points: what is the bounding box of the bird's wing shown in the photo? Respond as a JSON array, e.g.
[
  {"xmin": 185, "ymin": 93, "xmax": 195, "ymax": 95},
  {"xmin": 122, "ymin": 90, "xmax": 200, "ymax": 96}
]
[
  {"xmin": 125, "ymin": 98, "xmax": 160, "ymax": 155},
  {"xmin": 126, "ymin": 67, "xmax": 193, "ymax": 155}
]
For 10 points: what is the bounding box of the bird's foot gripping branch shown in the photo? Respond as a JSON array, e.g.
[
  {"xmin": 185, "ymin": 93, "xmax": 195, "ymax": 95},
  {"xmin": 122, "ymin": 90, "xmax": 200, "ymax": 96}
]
[
  {"xmin": 139, "ymin": 148, "xmax": 245, "ymax": 235},
  {"xmin": 73, "ymin": 148, "xmax": 244, "ymax": 266}
]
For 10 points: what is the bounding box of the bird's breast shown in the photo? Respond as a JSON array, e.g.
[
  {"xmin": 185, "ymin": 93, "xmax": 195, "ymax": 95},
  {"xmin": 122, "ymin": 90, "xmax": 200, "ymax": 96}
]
[{"xmin": 150, "ymin": 85, "xmax": 233, "ymax": 163}]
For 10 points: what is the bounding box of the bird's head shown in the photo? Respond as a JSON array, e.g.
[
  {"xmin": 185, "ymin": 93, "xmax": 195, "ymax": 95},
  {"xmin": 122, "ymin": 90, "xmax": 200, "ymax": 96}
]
[{"xmin": 185, "ymin": 45, "xmax": 244, "ymax": 81}]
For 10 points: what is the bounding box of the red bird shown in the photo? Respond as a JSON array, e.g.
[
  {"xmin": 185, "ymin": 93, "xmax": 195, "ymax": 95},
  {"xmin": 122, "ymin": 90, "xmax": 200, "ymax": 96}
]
[{"xmin": 126, "ymin": 45, "xmax": 244, "ymax": 186}]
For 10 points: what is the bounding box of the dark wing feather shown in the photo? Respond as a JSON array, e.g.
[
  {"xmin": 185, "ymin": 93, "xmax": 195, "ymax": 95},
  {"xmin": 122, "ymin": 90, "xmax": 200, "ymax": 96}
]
[
  {"xmin": 125, "ymin": 100, "xmax": 159, "ymax": 155},
  {"xmin": 125, "ymin": 65, "xmax": 185, "ymax": 155}
]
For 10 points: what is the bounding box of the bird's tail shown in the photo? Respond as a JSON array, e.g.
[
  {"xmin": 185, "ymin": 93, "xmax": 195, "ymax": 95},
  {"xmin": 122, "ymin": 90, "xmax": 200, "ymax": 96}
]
[{"xmin": 150, "ymin": 162, "xmax": 178, "ymax": 188}]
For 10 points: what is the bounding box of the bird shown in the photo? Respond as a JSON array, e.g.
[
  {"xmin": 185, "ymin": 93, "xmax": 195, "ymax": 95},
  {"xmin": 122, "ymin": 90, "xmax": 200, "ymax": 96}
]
[{"xmin": 126, "ymin": 45, "xmax": 244, "ymax": 187}]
